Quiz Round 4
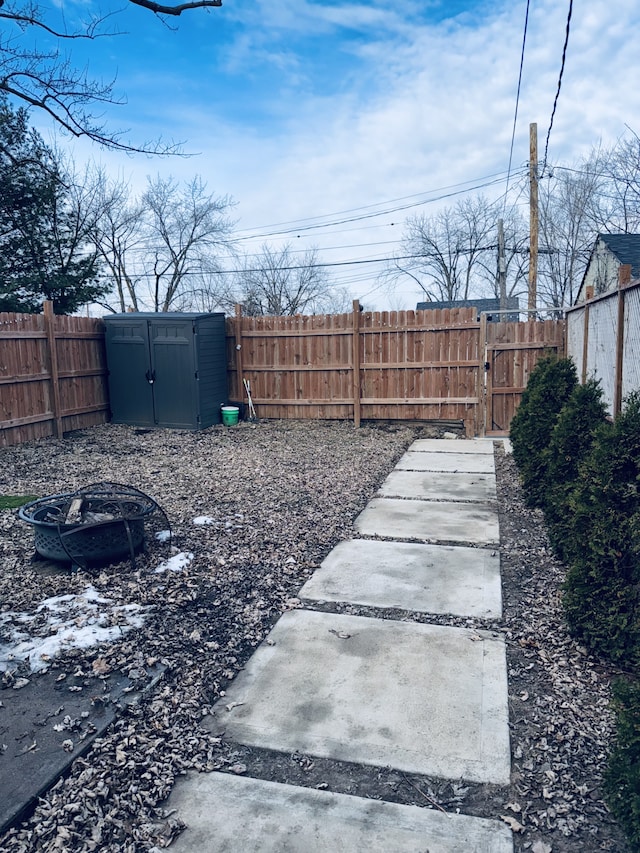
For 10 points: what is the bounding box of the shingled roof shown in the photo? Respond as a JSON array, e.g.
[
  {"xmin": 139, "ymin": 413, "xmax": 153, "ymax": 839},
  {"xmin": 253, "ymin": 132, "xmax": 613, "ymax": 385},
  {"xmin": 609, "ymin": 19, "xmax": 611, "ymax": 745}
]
[{"xmin": 597, "ymin": 233, "xmax": 640, "ymax": 276}]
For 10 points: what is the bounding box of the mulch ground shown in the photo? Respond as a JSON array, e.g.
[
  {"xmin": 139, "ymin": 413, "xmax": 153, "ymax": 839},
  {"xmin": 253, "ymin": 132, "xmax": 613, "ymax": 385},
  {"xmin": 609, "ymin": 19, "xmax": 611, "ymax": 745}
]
[{"xmin": 0, "ymin": 420, "xmax": 631, "ymax": 852}]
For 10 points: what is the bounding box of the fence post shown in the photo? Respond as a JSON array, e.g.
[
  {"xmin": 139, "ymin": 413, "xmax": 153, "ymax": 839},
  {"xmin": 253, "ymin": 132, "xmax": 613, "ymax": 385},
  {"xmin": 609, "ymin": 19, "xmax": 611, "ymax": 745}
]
[
  {"xmin": 234, "ymin": 303, "xmax": 244, "ymax": 406},
  {"xmin": 352, "ymin": 299, "xmax": 361, "ymax": 428},
  {"xmin": 477, "ymin": 312, "xmax": 488, "ymax": 436},
  {"xmin": 581, "ymin": 302, "xmax": 590, "ymax": 384},
  {"xmin": 613, "ymin": 265, "xmax": 631, "ymax": 415},
  {"xmin": 43, "ymin": 300, "xmax": 63, "ymax": 438}
]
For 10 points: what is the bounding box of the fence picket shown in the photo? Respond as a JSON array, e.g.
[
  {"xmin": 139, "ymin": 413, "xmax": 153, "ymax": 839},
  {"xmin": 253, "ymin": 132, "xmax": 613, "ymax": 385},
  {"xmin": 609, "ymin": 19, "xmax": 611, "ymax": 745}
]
[{"xmin": 2, "ymin": 303, "xmax": 567, "ymax": 446}]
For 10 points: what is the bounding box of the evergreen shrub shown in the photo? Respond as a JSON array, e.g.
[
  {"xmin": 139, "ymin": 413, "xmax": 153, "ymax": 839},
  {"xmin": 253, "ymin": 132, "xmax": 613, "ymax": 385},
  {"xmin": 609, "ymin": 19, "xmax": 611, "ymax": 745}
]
[
  {"xmin": 604, "ymin": 678, "xmax": 640, "ymax": 849},
  {"xmin": 562, "ymin": 392, "xmax": 640, "ymax": 666},
  {"xmin": 542, "ymin": 378, "xmax": 609, "ymax": 562},
  {"xmin": 509, "ymin": 355, "xmax": 578, "ymax": 508}
]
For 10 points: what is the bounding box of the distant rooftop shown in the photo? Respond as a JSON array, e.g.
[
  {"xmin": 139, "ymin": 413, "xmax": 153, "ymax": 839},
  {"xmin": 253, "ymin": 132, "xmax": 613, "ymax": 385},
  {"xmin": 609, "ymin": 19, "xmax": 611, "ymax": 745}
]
[
  {"xmin": 596, "ymin": 233, "xmax": 640, "ymax": 277},
  {"xmin": 416, "ymin": 297, "xmax": 519, "ymax": 320}
]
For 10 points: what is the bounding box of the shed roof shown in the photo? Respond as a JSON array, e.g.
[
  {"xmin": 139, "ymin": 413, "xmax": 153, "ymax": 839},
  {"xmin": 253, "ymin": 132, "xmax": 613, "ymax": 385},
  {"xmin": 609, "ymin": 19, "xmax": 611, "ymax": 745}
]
[{"xmin": 103, "ymin": 312, "xmax": 225, "ymax": 320}]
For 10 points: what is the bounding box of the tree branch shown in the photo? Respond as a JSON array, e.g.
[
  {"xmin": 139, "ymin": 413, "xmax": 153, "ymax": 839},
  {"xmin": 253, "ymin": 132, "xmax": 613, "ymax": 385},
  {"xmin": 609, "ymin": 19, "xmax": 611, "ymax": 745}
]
[
  {"xmin": 128, "ymin": 0, "xmax": 222, "ymax": 14},
  {"xmin": 0, "ymin": 1, "xmax": 222, "ymax": 151}
]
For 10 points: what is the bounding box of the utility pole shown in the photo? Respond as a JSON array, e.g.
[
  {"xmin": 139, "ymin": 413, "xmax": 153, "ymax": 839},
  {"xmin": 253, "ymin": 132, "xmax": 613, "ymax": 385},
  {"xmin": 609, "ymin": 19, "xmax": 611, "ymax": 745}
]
[
  {"xmin": 497, "ymin": 218, "xmax": 507, "ymax": 311},
  {"xmin": 528, "ymin": 122, "xmax": 539, "ymax": 313}
]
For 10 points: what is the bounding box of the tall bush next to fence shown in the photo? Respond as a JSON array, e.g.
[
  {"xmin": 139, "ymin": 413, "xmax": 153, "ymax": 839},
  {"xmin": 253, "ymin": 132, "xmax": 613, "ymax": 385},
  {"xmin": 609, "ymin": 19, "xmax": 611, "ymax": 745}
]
[
  {"xmin": 604, "ymin": 677, "xmax": 640, "ymax": 850},
  {"xmin": 562, "ymin": 392, "xmax": 640, "ymax": 667},
  {"xmin": 509, "ymin": 355, "xmax": 578, "ymax": 508},
  {"xmin": 512, "ymin": 369, "xmax": 640, "ymax": 850},
  {"xmin": 542, "ymin": 378, "xmax": 609, "ymax": 563}
]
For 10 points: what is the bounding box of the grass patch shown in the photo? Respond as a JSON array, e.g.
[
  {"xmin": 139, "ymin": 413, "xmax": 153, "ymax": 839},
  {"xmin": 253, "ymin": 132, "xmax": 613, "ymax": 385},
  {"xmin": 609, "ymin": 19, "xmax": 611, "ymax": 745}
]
[{"xmin": 0, "ymin": 494, "xmax": 39, "ymax": 509}]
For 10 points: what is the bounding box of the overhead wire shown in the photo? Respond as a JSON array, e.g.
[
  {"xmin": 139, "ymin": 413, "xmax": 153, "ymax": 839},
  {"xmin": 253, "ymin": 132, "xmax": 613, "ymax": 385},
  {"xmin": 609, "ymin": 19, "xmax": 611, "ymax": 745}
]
[
  {"xmin": 232, "ymin": 170, "xmax": 518, "ymax": 240},
  {"xmin": 503, "ymin": 0, "xmax": 531, "ymax": 217},
  {"xmin": 542, "ymin": 0, "xmax": 574, "ymax": 176},
  {"xmin": 93, "ymin": 245, "xmax": 502, "ymax": 280},
  {"xmin": 230, "ymin": 172, "xmax": 521, "ymax": 242}
]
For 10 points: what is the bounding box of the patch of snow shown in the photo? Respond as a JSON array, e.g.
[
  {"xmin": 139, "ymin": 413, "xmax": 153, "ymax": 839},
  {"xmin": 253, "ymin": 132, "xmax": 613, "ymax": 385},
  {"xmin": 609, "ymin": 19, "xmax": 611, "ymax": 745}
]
[
  {"xmin": 155, "ymin": 529, "xmax": 171, "ymax": 542},
  {"xmin": 193, "ymin": 516, "xmax": 215, "ymax": 525},
  {"xmin": 0, "ymin": 585, "xmax": 150, "ymax": 673},
  {"xmin": 154, "ymin": 551, "xmax": 194, "ymax": 574}
]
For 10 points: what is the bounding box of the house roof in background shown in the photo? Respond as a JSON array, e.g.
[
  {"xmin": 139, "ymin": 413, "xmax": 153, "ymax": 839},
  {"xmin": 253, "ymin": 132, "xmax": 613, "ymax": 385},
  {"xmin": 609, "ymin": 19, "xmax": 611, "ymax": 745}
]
[
  {"xmin": 597, "ymin": 233, "xmax": 640, "ymax": 276},
  {"xmin": 416, "ymin": 297, "xmax": 519, "ymax": 315}
]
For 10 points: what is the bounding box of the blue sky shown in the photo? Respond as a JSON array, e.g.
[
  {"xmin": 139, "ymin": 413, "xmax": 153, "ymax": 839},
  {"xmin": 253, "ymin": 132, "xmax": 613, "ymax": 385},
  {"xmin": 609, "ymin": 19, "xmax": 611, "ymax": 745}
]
[{"xmin": 32, "ymin": 0, "xmax": 640, "ymax": 307}]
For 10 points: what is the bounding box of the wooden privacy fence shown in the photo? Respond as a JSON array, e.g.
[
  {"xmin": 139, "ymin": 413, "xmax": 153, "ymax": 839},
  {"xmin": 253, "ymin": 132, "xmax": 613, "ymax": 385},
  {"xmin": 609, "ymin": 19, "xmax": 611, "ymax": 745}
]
[
  {"xmin": 1, "ymin": 301, "xmax": 565, "ymax": 447},
  {"xmin": 484, "ymin": 316, "xmax": 565, "ymax": 434},
  {"xmin": 226, "ymin": 301, "xmax": 565, "ymax": 436},
  {"xmin": 0, "ymin": 302, "xmax": 109, "ymax": 447}
]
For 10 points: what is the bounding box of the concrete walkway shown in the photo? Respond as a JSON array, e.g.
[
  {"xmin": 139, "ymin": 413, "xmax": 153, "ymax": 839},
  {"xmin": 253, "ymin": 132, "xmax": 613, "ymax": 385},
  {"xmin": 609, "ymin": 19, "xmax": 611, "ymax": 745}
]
[{"xmin": 166, "ymin": 438, "xmax": 513, "ymax": 852}]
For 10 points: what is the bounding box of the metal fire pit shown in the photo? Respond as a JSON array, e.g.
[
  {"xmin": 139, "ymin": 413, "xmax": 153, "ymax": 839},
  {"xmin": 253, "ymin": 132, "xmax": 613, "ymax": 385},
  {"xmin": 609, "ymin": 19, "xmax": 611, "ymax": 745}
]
[{"xmin": 19, "ymin": 482, "xmax": 167, "ymax": 568}]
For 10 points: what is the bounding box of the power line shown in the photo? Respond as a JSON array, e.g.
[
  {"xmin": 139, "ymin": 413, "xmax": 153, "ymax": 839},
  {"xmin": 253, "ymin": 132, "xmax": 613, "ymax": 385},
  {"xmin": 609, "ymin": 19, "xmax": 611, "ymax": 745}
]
[
  {"xmin": 231, "ymin": 173, "xmax": 521, "ymax": 242},
  {"xmin": 95, "ymin": 245, "xmax": 513, "ymax": 281},
  {"xmin": 104, "ymin": 238, "xmax": 405, "ymax": 258},
  {"xmin": 232, "ymin": 170, "xmax": 517, "ymax": 239},
  {"xmin": 503, "ymin": 0, "xmax": 531, "ymax": 216},
  {"xmin": 542, "ymin": 0, "xmax": 574, "ymax": 175}
]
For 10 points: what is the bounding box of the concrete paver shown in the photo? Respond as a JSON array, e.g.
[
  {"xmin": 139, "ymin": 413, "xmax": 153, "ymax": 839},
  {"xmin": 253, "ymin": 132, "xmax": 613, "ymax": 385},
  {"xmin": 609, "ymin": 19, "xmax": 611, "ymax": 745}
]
[
  {"xmin": 410, "ymin": 438, "xmax": 495, "ymax": 454},
  {"xmin": 379, "ymin": 469, "xmax": 496, "ymax": 502},
  {"xmin": 299, "ymin": 539, "xmax": 502, "ymax": 618},
  {"xmin": 205, "ymin": 609, "xmax": 511, "ymax": 785},
  {"xmin": 356, "ymin": 497, "xmax": 500, "ymax": 545},
  {"xmin": 397, "ymin": 451, "xmax": 495, "ymax": 473},
  {"xmin": 166, "ymin": 773, "xmax": 514, "ymax": 853}
]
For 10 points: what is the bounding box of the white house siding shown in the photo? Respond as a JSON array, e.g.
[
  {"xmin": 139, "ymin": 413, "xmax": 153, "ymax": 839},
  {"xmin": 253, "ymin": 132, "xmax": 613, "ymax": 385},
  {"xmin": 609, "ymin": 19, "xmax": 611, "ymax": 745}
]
[{"xmin": 582, "ymin": 238, "xmax": 620, "ymax": 297}]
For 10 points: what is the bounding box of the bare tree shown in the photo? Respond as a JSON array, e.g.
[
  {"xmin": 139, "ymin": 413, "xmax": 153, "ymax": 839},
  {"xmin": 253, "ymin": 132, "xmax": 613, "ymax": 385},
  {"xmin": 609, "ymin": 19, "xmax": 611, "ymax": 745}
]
[
  {"xmin": 536, "ymin": 150, "xmax": 612, "ymax": 308},
  {"xmin": 387, "ymin": 197, "xmax": 499, "ymax": 303},
  {"xmin": 89, "ymin": 174, "xmax": 235, "ymax": 312},
  {"xmin": 594, "ymin": 134, "xmax": 640, "ymax": 233},
  {"xmin": 141, "ymin": 175, "xmax": 235, "ymax": 312},
  {"xmin": 90, "ymin": 172, "xmax": 146, "ymax": 312},
  {"xmin": 232, "ymin": 244, "xmax": 337, "ymax": 316},
  {"xmin": 0, "ymin": 0, "xmax": 222, "ymax": 152}
]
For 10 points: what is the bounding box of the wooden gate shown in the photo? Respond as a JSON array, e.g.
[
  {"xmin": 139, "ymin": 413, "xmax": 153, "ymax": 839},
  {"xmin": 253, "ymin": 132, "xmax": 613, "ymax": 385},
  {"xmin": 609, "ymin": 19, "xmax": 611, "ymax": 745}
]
[{"xmin": 481, "ymin": 316, "xmax": 565, "ymax": 436}]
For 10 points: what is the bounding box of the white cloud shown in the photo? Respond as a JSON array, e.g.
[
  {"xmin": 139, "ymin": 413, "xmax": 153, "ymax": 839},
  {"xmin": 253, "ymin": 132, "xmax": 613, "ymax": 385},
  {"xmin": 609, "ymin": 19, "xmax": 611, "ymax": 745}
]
[{"xmin": 41, "ymin": 0, "xmax": 640, "ymax": 309}]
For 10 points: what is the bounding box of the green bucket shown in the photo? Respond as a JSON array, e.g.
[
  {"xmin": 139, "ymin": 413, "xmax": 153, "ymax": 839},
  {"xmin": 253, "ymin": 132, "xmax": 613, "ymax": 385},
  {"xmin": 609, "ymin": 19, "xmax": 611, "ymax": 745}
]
[{"xmin": 221, "ymin": 405, "xmax": 239, "ymax": 426}]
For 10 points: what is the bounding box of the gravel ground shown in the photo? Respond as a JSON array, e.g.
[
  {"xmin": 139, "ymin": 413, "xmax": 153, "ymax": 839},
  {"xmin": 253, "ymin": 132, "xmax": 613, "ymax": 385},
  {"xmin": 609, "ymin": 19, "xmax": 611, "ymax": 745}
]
[{"xmin": 0, "ymin": 420, "xmax": 631, "ymax": 852}]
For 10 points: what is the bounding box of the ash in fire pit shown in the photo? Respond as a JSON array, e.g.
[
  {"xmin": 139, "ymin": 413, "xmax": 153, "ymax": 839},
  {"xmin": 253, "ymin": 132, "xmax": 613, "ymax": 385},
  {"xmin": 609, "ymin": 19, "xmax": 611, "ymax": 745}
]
[{"xmin": 19, "ymin": 482, "xmax": 170, "ymax": 569}]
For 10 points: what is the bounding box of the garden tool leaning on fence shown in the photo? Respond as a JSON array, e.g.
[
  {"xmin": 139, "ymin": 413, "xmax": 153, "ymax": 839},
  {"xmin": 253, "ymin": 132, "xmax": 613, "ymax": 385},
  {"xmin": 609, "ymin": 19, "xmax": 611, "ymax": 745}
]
[{"xmin": 243, "ymin": 378, "xmax": 258, "ymax": 421}]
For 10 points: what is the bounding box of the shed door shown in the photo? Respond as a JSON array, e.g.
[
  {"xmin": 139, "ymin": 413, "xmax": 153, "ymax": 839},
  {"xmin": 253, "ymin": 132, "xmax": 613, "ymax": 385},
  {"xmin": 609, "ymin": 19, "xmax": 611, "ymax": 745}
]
[
  {"xmin": 105, "ymin": 320, "xmax": 155, "ymax": 426},
  {"xmin": 150, "ymin": 321, "xmax": 197, "ymax": 428}
]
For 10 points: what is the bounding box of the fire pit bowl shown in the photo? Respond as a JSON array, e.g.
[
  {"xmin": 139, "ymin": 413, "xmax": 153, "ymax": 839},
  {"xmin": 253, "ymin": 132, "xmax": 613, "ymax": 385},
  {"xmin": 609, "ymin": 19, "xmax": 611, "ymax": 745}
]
[{"xmin": 19, "ymin": 483, "xmax": 160, "ymax": 566}]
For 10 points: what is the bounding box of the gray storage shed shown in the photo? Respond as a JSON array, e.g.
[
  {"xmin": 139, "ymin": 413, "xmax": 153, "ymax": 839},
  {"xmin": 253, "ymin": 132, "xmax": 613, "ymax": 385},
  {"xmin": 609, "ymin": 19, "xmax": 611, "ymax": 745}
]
[{"xmin": 103, "ymin": 312, "xmax": 228, "ymax": 429}]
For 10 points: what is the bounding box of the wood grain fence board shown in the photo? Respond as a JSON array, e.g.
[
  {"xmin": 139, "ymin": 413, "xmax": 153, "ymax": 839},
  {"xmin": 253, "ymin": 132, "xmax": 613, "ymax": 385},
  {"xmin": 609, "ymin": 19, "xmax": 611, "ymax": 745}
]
[
  {"xmin": 2, "ymin": 305, "xmax": 565, "ymax": 447},
  {"xmin": 0, "ymin": 304, "xmax": 109, "ymax": 447},
  {"xmin": 223, "ymin": 305, "xmax": 490, "ymax": 428},
  {"xmin": 484, "ymin": 318, "xmax": 565, "ymax": 435}
]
